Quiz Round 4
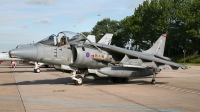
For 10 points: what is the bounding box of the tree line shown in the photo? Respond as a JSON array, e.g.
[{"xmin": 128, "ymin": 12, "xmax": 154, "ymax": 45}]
[{"xmin": 83, "ymin": 0, "xmax": 200, "ymax": 57}]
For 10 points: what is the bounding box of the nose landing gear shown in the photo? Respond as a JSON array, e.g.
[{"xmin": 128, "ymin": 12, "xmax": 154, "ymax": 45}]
[
  {"xmin": 71, "ymin": 70, "xmax": 83, "ymax": 85},
  {"xmin": 34, "ymin": 68, "xmax": 41, "ymax": 73},
  {"xmin": 34, "ymin": 62, "xmax": 41, "ymax": 73}
]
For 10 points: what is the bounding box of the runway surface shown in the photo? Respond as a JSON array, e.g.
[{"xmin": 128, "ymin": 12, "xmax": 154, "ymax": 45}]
[{"xmin": 0, "ymin": 64, "xmax": 200, "ymax": 112}]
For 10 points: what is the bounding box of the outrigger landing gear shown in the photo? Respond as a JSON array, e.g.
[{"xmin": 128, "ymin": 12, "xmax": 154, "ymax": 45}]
[
  {"xmin": 151, "ymin": 70, "xmax": 156, "ymax": 85},
  {"xmin": 71, "ymin": 70, "xmax": 83, "ymax": 85}
]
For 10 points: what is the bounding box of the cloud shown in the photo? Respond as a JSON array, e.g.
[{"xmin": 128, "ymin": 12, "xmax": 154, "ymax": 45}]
[
  {"xmin": 34, "ymin": 18, "xmax": 53, "ymax": 24},
  {"xmin": 24, "ymin": 0, "xmax": 57, "ymax": 5},
  {"xmin": 21, "ymin": 24, "xmax": 28, "ymax": 28}
]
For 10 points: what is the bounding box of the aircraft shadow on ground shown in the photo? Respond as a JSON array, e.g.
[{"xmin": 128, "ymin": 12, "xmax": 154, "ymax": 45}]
[
  {"xmin": 1, "ymin": 75, "xmax": 170, "ymax": 86},
  {"xmin": 1, "ymin": 77, "xmax": 73, "ymax": 86},
  {"xmin": 1, "ymin": 77, "xmax": 169, "ymax": 86},
  {"xmin": 82, "ymin": 76, "xmax": 170, "ymax": 85},
  {"xmin": 0, "ymin": 66, "xmax": 34, "ymax": 68},
  {"xmin": 0, "ymin": 71, "xmax": 13, "ymax": 73},
  {"xmin": 0, "ymin": 70, "xmax": 35, "ymax": 73},
  {"xmin": 83, "ymin": 80, "xmax": 169, "ymax": 86}
]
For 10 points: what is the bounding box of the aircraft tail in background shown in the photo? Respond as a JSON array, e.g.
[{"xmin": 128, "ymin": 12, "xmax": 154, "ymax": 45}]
[
  {"xmin": 86, "ymin": 35, "xmax": 96, "ymax": 43},
  {"xmin": 143, "ymin": 34, "xmax": 167, "ymax": 56},
  {"xmin": 98, "ymin": 33, "xmax": 113, "ymax": 45}
]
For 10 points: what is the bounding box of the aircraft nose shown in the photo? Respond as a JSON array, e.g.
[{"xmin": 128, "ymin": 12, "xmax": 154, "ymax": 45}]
[{"xmin": 9, "ymin": 45, "xmax": 38, "ymax": 60}]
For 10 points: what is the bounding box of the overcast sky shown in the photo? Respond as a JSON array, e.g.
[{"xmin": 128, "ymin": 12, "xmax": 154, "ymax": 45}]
[{"xmin": 0, "ymin": 0, "xmax": 144, "ymax": 52}]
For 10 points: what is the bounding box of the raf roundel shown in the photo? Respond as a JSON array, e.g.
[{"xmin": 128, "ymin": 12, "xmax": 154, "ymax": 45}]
[{"xmin": 86, "ymin": 52, "xmax": 90, "ymax": 58}]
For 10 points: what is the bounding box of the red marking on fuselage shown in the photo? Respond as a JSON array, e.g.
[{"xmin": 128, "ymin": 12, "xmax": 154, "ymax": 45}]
[{"xmin": 163, "ymin": 34, "xmax": 167, "ymax": 38}]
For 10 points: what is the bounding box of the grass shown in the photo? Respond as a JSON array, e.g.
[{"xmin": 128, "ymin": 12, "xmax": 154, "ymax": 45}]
[
  {"xmin": 178, "ymin": 63, "xmax": 200, "ymax": 66},
  {"xmin": 170, "ymin": 54, "xmax": 200, "ymax": 64}
]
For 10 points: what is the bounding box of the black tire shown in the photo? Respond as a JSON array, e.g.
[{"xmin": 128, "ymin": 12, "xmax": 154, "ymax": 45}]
[
  {"xmin": 44, "ymin": 65, "xmax": 49, "ymax": 68},
  {"xmin": 74, "ymin": 75, "xmax": 83, "ymax": 85},
  {"xmin": 111, "ymin": 77, "xmax": 128, "ymax": 83},
  {"xmin": 34, "ymin": 68, "xmax": 40, "ymax": 73},
  {"xmin": 122, "ymin": 78, "xmax": 129, "ymax": 83},
  {"xmin": 111, "ymin": 77, "xmax": 117, "ymax": 83},
  {"xmin": 34, "ymin": 69, "xmax": 37, "ymax": 73},
  {"xmin": 151, "ymin": 80, "xmax": 156, "ymax": 85}
]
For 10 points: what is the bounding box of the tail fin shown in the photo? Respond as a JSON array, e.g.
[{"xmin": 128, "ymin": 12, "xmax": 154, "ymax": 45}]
[
  {"xmin": 86, "ymin": 35, "xmax": 96, "ymax": 43},
  {"xmin": 143, "ymin": 34, "xmax": 167, "ymax": 56},
  {"xmin": 98, "ymin": 33, "xmax": 113, "ymax": 45}
]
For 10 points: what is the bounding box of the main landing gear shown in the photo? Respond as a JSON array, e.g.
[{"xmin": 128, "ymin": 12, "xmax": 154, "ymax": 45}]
[
  {"xmin": 71, "ymin": 70, "xmax": 83, "ymax": 85},
  {"xmin": 111, "ymin": 77, "xmax": 129, "ymax": 83}
]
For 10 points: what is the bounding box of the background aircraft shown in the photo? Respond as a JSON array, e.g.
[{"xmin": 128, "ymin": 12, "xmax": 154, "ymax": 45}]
[
  {"xmin": 0, "ymin": 52, "xmax": 22, "ymax": 61},
  {"xmin": 0, "ymin": 50, "xmax": 50, "ymax": 70},
  {"xmin": 0, "ymin": 52, "xmax": 22, "ymax": 67},
  {"xmin": 9, "ymin": 31, "xmax": 188, "ymax": 85}
]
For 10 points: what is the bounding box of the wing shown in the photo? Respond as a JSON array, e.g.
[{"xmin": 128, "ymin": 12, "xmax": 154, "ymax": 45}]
[{"xmin": 96, "ymin": 43, "xmax": 188, "ymax": 70}]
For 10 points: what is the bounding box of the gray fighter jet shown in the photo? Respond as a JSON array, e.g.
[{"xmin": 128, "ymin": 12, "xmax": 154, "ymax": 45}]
[{"xmin": 9, "ymin": 31, "xmax": 188, "ymax": 85}]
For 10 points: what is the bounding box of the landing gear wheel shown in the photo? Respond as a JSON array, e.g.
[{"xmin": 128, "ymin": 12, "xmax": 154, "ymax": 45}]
[
  {"xmin": 111, "ymin": 77, "xmax": 118, "ymax": 83},
  {"xmin": 151, "ymin": 79, "xmax": 156, "ymax": 85},
  {"xmin": 122, "ymin": 78, "xmax": 129, "ymax": 83},
  {"xmin": 34, "ymin": 68, "xmax": 40, "ymax": 73},
  {"xmin": 74, "ymin": 75, "xmax": 83, "ymax": 85},
  {"xmin": 111, "ymin": 78, "xmax": 129, "ymax": 83},
  {"xmin": 44, "ymin": 65, "xmax": 49, "ymax": 68}
]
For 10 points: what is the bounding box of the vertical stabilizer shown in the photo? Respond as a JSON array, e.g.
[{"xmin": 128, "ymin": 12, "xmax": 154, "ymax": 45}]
[
  {"xmin": 143, "ymin": 34, "xmax": 167, "ymax": 56},
  {"xmin": 98, "ymin": 33, "xmax": 113, "ymax": 45}
]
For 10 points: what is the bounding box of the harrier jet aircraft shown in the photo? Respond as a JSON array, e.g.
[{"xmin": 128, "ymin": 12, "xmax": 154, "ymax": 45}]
[{"xmin": 9, "ymin": 31, "xmax": 188, "ymax": 85}]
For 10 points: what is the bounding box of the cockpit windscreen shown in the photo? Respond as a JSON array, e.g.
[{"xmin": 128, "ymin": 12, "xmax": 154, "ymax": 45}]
[
  {"xmin": 37, "ymin": 34, "xmax": 56, "ymax": 46},
  {"xmin": 37, "ymin": 31, "xmax": 85, "ymax": 46}
]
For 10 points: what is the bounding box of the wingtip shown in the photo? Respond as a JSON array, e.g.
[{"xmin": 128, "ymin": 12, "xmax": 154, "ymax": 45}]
[{"xmin": 163, "ymin": 34, "xmax": 167, "ymax": 38}]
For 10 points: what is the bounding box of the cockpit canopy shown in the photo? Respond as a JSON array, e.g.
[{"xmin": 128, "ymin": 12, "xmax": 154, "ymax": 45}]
[{"xmin": 37, "ymin": 31, "xmax": 85, "ymax": 46}]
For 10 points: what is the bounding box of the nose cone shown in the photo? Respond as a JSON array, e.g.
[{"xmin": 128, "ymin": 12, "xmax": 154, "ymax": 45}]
[{"xmin": 9, "ymin": 45, "xmax": 38, "ymax": 61}]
